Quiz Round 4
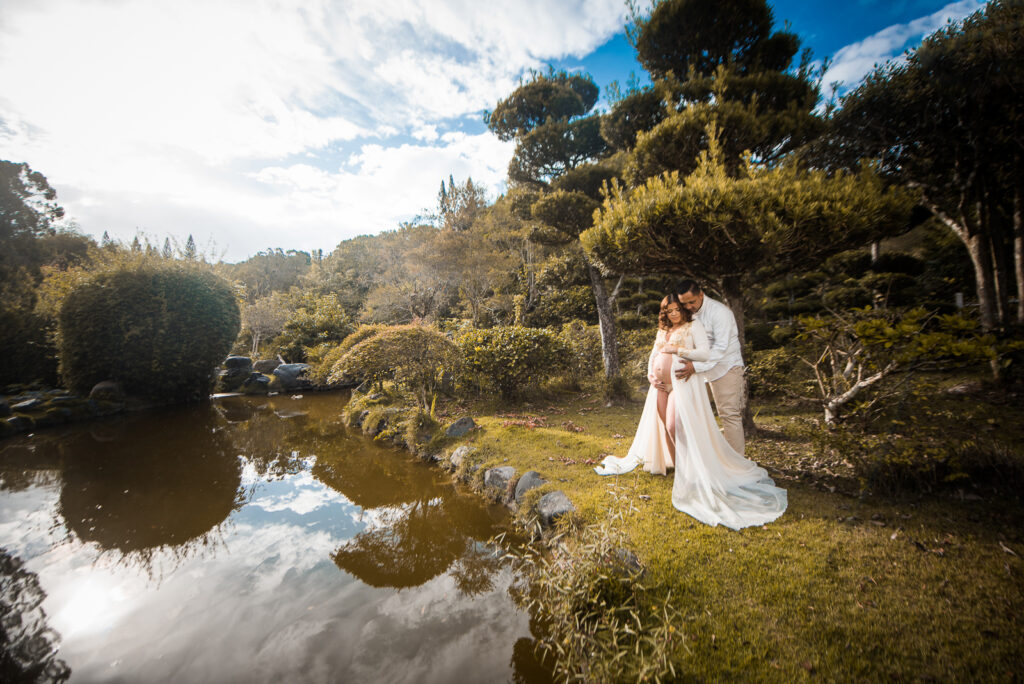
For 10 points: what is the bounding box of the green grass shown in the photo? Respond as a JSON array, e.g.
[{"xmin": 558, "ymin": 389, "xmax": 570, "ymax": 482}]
[{"xmin": 443, "ymin": 391, "xmax": 1024, "ymax": 681}]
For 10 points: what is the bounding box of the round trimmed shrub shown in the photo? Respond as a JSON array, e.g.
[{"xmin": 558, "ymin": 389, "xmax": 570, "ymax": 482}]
[
  {"xmin": 310, "ymin": 323, "xmax": 390, "ymax": 385},
  {"xmin": 58, "ymin": 264, "xmax": 240, "ymax": 401},
  {"xmin": 457, "ymin": 325, "xmax": 568, "ymax": 399},
  {"xmin": 329, "ymin": 324, "xmax": 457, "ymax": 407}
]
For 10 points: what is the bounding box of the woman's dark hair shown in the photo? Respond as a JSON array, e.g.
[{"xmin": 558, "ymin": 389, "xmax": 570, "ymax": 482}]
[{"xmin": 658, "ymin": 293, "xmax": 692, "ymax": 330}]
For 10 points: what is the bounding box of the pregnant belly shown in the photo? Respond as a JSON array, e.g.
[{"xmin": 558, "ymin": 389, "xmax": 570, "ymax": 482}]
[{"xmin": 652, "ymin": 354, "xmax": 673, "ymax": 386}]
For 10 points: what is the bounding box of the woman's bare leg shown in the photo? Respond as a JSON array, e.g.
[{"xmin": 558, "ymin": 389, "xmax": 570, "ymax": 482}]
[{"xmin": 665, "ymin": 390, "xmax": 676, "ymax": 465}]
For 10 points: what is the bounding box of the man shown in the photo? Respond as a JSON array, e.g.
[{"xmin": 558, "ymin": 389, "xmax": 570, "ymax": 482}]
[{"xmin": 673, "ymin": 280, "xmax": 747, "ymax": 454}]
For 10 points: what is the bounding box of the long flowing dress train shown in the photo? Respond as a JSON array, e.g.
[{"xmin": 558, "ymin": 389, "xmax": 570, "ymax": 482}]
[{"xmin": 670, "ymin": 320, "xmax": 787, "ymax": 529}]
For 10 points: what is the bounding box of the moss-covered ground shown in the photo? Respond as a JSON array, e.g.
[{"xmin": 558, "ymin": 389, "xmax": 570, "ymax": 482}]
[{"xmin": 440, "ymin": 391, "xmax": 1024, "ymax": 681}]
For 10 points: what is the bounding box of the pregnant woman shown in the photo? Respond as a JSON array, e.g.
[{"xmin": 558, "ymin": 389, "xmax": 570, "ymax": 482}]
[
  {"xmin": 596, "ymin": 292, "xmax": 787, "ymax": 530},
  {"xmin": 594, "ymin": 295, "xmax": 689, "ymax": 476}
]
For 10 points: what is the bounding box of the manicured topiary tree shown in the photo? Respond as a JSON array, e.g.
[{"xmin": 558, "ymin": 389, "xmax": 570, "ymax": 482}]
[
  {"xmin": 58, "ymin": 264, "xmax": 240, "ymax": 402},
  {"xmin": 329, "ymin": 324, "xmax": 457, "ymax": 408}
]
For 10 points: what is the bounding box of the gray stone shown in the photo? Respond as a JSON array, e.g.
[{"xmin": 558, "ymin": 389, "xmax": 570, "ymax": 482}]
[
  {"xmin": 484, "ymin": 466, "xmax": 517, "ymax": 493},
  {"xmin": 47, "ymin": 396, "xmax": 81, "ymax": 405},
  {"xmin": 10, "ymin": 398, "xmax": 44, "ymax": 412},
  {"xmin": 515, "ymin": 470, "xmax": 547, "ymax": 504},
  {"xmin": 445, "ymin": 416, "xmax": 476, "ymax": 437},
  {"xmin": 536, "ymin": 490, "xmax": 575, "ymax": 527},
  {"xmin": 242, "ymin": 373, "xmax": 271, "ymax": 391},
  {"xmin": 0, "ymin": 399, "xmax": 9, "ymax": 418},
  {"xmin": 89, "ymin": 381, "xmax": 124, "ymax": 402},
  {"xmin": 253, "ymin": 359, "xmax": 280, "ymax": 373},
  {"xmin": 218, "ymin": 367, "xmax": 251, "ymax": 392},
  {"xmin": 449, "ymin": 445, "xmax": 477, "ymax": 468},
  {"xmin": 607, "ymin": 548, "xmax": 644, "ymax": 577},
  {"xmin": 224, "ymin": 355, "xmax": 253, "ymax": 370},
  {"xmin": 273, "ymin": 363, "xmax": 312, "ymax": 390}
]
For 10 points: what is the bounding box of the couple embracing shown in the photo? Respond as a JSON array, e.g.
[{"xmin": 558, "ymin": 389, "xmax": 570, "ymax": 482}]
[{"xmin": 596, "ymin": 280, "xmax": 787, "ymax": 530}]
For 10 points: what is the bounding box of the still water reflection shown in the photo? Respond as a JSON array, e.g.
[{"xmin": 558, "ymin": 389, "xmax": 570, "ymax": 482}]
[{"xmin": 0, "ymin": 393, "xmax": 550, "ymax": 683}]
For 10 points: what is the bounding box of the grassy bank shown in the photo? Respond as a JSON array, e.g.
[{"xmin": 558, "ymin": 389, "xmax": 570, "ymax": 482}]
[{"xmin": 444, "ymin": 393, "xmax": 1024, "ymax": 681}]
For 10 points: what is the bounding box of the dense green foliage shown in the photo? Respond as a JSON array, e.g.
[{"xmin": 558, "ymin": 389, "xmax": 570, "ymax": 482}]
[
  {"xmin": 271, "ymin": 292, "xmax": 354, "ymax": 363},
  {"xmin": 328, "ymin": 324, "xmax": 457, "ymax": 408},
  {"xmin": 308, "ymin": 323, "xmax": 389, "ymax": 385},
  {"xmin": 58, "ymin": 263, "xmax": 240, "ymax": 401},
  {"xmin": 826, "ymin": 0, "xmax": 1024, "ymax": 330},
  {"xmin": 584, "ymin": 136, "xmax": 914, "ymax": 340},
  {"xmin": 0, "ymin": 307, "xmax": 59, "ymax": 387},
  {"xmin": 457, "ymin": 326, "xmax": 568, "ymax": 399}
]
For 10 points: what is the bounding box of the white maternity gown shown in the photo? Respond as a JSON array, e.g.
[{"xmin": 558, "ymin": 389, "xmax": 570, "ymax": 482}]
[{"xmin": 669, "ymin": 320, "xmax": 787, "ymax": 529}]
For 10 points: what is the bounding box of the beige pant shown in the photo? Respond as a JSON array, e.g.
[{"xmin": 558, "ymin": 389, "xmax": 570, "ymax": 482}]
[{"xmin": 709, "ymin": 365, "xmax": 746, "ymax": 455}]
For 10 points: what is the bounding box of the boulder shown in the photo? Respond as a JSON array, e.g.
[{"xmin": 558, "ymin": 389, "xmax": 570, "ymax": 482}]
[
  {"xmin": 449, "ymin": 445, "xmax": 477, "ymax": 468},
  {"xmin": 241, "ymin": 373, "xmax": 271, "ymax": 393},
  {"xmin": 224, "ymin": 355, "xmax": 253, "ymax": 370},
  {"xmin": 445, "ymin": 416, "xmax": 476, "ymax": 437},
  {"xmin": 514, "ymin": 470, "xmax": 547, "ymax": 504},
  {"xmin": 536, "ymin": 490, "xmax": 574, "ymax": 527},
  {"xmin": 253, "ymin": 359, "xmax": 280, "ymax": 373},
  {"xmin": 272, "ymin": 363, "xmax": 312, "ymax": 391},
  {"xmin": 89, "ymin": 381, "xmax": 125, "ymax": 403},
  {"xmin": 484, "ymin": 466, "xmax": 517, "ymax": 495},
  {"xmin": 218, "ymin": 367, "xmax": 251, "ymax": 392}
]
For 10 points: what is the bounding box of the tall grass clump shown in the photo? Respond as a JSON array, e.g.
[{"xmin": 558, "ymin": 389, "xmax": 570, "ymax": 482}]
[{"xmin": 508, "ymin": 492, "xmax": 684, "ymax": 682}]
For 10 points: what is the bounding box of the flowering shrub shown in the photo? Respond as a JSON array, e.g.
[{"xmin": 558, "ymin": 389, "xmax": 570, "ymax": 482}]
[{"xmin": 457, "ymin": 326, "xmax": 568, "ymax": 399}]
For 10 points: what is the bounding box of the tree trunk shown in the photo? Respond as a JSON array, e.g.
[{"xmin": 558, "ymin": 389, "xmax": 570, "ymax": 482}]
[
  {"xmin": 587, "ymin": 261, "xmax": 621, "ymax": 379},
  {"xmin": 1015, "ymin": 182, "xmax": 1024, "ymax": 323},
  {"xmin": 719, "ymin": 276, "xmax": 755, "ymax": 435},
  {"xmin": 917, "ymin": 193, "xmax": 999, "ymax": 331},
  {"xmin": 964, "ymin": 231, "xmax": 998, "ymax": 331}
]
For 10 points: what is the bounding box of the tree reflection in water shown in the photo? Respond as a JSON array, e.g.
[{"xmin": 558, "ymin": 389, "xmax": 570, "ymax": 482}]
[
  {"xmin": 0, "ymin": 548, "xmax": 70, "ymax": 683},
  {"xmin": 314, "ymin": 441, "xmax": 509, "ymax": 591},
  {"xmin": 57, "ymin": 410, "xmax": 243, "ymax": 574}
]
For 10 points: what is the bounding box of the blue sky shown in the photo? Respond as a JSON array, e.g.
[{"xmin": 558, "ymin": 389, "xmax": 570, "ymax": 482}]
[{"xmin": 0, "ymin": 0, "xmax": 985, "ymax": 262}]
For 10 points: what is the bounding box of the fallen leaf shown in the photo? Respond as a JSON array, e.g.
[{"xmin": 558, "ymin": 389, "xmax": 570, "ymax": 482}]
[{"xmin": 999, "ymin": 541, "xmax": 1019, "ymax": 557}]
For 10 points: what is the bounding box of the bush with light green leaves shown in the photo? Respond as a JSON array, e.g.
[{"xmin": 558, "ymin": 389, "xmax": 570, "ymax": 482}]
[
  {"xmin": 556, "ymin": 320, "xmax": 602, "ymax": 390},
  {"xmin": 457, "ymin": 325, "xmax": 568, "ymax": 400}
]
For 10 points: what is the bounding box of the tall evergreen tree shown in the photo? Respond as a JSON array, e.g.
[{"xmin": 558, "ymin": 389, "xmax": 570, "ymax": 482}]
[{"xmin": 486, "ymin": 70, "xmax": 624, "ymax": 381}]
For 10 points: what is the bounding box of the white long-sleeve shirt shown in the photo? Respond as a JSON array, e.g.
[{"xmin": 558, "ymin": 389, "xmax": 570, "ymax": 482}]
[{"xmin": 682, "ymin": 295, "xmax": 743, "ymax": 381}]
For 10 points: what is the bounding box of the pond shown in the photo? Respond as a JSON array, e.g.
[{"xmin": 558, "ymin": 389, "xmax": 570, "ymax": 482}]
[{"xmin": 0, "ymin": 393, "xmax": 551, "ymax": 683}]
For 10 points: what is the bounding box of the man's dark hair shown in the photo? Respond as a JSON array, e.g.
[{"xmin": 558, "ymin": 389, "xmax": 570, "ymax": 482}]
[{"xmin": 674, "ymin": 279, "xmax": 702, "ymax": 296}]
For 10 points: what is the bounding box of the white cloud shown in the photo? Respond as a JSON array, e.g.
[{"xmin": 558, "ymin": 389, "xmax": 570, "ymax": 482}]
[
  {"xmin": 823, "ymin": 0, "xmax": 985, "ymax": 93},
  {"xmin": 0, "ymin": 0, "xmax": 625, "ymax": 260}
]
